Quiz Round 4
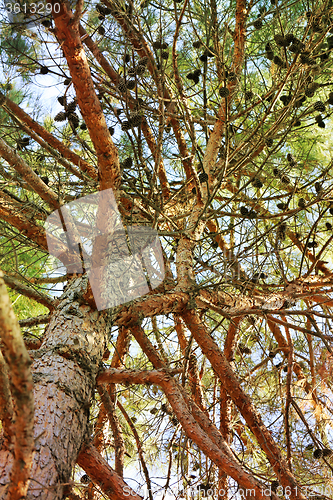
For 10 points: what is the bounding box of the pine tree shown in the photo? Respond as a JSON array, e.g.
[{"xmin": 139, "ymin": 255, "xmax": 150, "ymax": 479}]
[{"xmin": 0, "ymin": 0, "xmax": 333, "ymax": 499}]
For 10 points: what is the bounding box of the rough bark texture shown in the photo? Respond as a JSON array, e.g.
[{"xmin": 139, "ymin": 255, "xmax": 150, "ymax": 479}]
[
  {"xmin": 0, "ymin": 277, "xmax": 108, "ymax": 499},
  {"xmin": 0, "ymin": 270, "xmax": 34, "ymax": 500}
]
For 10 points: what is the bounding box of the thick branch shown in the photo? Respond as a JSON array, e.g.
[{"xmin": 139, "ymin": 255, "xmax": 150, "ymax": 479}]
[
  {"xmin": 52, "ymin": 2, "xmax": 120, "ymax": 191},
  {"xmin": 3, "ymin": 274, "xmax": 56, "ymax": 311},
  {"xmin": 181, "ymin": 309, "xmax": 306, "ymax": 500},
  {"xmin": 77, "ymin": 442, "xmax": 143, "ymax": 500},
  {"xmin": 0, "ymin": 270, "xmax": 34, "ymax": 500},
  {"xmin": 0, "ymin": 137, "xmax": 60, "ymax": 209},
  {"xmin": 0, "ymin": 350, "xmax": 14, "ymax": 447},
  {"xmin": 0, "ymin": 92, "xmax": 97, "ymax": 180},
  {"xmin": 97, "ymin": 385, "xmax": 125, "ymax": 477},
  {"xmin": 128, "ymin": 324, "xmax": 276, "ymax": 500}
]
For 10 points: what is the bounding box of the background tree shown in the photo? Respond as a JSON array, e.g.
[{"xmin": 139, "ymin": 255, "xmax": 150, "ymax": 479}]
[{"xmin": 1, "ymin": 0, "xmax": 333, "ymax": 498}]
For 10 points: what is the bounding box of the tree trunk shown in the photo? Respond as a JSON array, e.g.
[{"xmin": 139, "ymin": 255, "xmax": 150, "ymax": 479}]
[{"xmin": 0, "ymin": 276, "xmax": 109, "ymax": 499}]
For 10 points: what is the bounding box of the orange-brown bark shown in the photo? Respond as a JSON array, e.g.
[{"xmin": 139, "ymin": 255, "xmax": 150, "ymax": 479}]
[
  {"xmin": 3, "ymin": 274, "xmax": 56, "ymax": 311},
  {"xmin": 181, "ymin": 309, "xmax": 306, "ymax": 500},
  {"xmin": 0, "ymin": 276, "xmax": 109, "ymax": 499},
  {"xmin": 52, "ymin": 2, "xmax": 120, "ymax": 191},
  {"xmin": 0, "ymin": 270, "xmax": 34, "ymax": 500},
  {"xmin": 78, "ymin": 25, "xmax": 170, "ymax": 199},
  {"xmin": 0, "ymin": 92, "xmax": 96, "ymax": 181},
  {"xmin": 0, "ymin": 137, "xmax": 60, "ymax": 209},
  {"xmin": 94, "ymin": 327, "xmax": 130, "ymax": 453},
  {"xmin": 128, "ymin": 324, "xmax": 277, "ymax": 500},
  {"xmin": 77, "ymin": 442, "xmax": 143, "ymax": 500},
  {"xmin": 97, "ymin": 385, "xmax": 125, "ymax": 477},
  {"xmin": 0, "ymin": 350, "xmax": 14, "ymax": 447},
  {"xmin": 174, "ymin": 316, "xmax": 205, "ymax": 410}
]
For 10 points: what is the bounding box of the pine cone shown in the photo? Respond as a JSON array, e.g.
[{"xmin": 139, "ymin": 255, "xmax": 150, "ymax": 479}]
[
  {"xmin": 253, "ymin": 18, "xmax": 263, "ymax": 29},
  {"xmin": 126, "ymin": 80, "xmax": 136, "ymax": 90},
  {"xmin": 298, "ymin": 198, "xmax": 306, "ymax": 208},
  {"xmin": 326, "ymin": 222, "xmax": 332, "ymax": 230},
  {"xmin": 81, "ymin": 474, "xmax": 90, "ymax": 484},
  {"xmin": 240, "ymin": 206, "xmax": 249, "ymax": 215},
  {"xmin": 277, "ymin": 223, "xmax": 287, "ymax": 239},
  {"xmin": 315, "ymin": 182, "xmax": 322, "ymax": 193},
  {"xmin": 138, "ymin": 56, "xmax": 149, "ymax": 66},
  {"xmin": 121, "ymin": 121, "xmax": 132, "ymax": 131},
  {"xmin": 117, "ymin": 79, "xmax": 127, "ymax": 93},
  {"xmin": 281, "ymin": 175, "xmax": 290, "ymax": 184},
  {"xmin": 68, "ymin": 113, "xmax": 79, "ymax": 128},
  {"xmin": 98, "ymin": 26, "xmax": 105, "ymax": 35},
  {"xmin": 273, "ymin": 55, "xmax": 285, "ymax": 67},
  {"xmin": 274, "ymin": 34, "xmax": 288, "ymax": 47},
  {"xmin": 41, "ymin": 19, "xmax": 52, "ymax": 28},
  {"xmin": 161, "ymin": 51, "xmax": 169, "ymax": 60},
  {"xmin": 193, "ymin": 40, "xmax": 202, "ymax": 48},
  {"xmin": 280, "ymin": 95, "xmax": 291, "ymax": 105},
  {"xmin": 96, "ymin": 3, "xmax": 108, "ymax": 15},
  {"xmin": 300, "ymin": 53, "xmax": 311, "ymax": 64},
  {"xmin": 265, "ymin": 50, "xmax": 274, "ymax": 60},
  {"xmin": 284, "ymin": 33, "xmax": 294, "ymax": 44},
  {"xmin": 121, "ymin": 156, "xmax": 133, "ymax": 169},
  {"xmin": 287, "ymin": 153, "xmax": 296, "ymax": 165},
  {"xmin": 40, "ymin": 66, "xmax": 49, "ymax": 74},
  {"xmin": 227, "ymin": 71, "xmax": 236, "ymax": 81},
  {"xmin": 289, "ymin": 42, "xmax": 303, "ymax": 54},
  {"xmin": 135, "ymin": 64, "xmax": 146, "ymax": 76},
  {"xmin": 245, "ymin": 90, "xmax": 254, "ymax": 100},
  {"xmin": 108, "ymin": 126, "xmax": 114, "ymax": 136},
  {"xmin": 294, "ymin": 95, "xmax": 306, "ymax": 108},
  {"xmin": 219, "ymin": 87, "xmax": 229, "ymax": 97},
  {"xmin": 313, "ymin": 101, "xmax": 325, "ymax": 112},
  {"xmin": 66, "ymin": 100, "xmax": 77, "ymax": 114},
  {"xmin": 130, "ymin": 113, "xmax": 142, "ymax": 127},
  {"xmin": 199, "ymin": 172, "xmax": 208, "ymax": 182},
  {"xmin": 54, "ymin": 111, "xmax": 67, "ymax": 122},
  {"xmin": 252, "ymin": 178, "xmax": 263, "ymax": 188},
  {"xmin": 305, "ymin": 89, "xmax": 315, "ymax": 98},
  {"xmin": 57, "ymin": 96, "xmax": 66, "ymax": 106}
]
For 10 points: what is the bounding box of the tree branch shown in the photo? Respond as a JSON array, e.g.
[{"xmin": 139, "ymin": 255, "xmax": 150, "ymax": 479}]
[{"xmin": 0, "ymin": 269, "xmax": 34, "ymax": 500}]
